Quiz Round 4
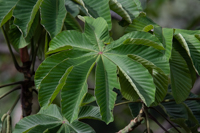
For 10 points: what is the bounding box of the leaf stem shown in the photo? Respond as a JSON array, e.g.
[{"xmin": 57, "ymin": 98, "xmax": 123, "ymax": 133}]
[
  {"xmin": 31, "ymin": 45, "xmax": 38, "ymax": 75},
  {"xmin": 115, "ymin": 100, "xmax": 142, "ymax": 107},
  {"xmin": 0, "ymin": 81, "xmax": 23, "ymax": 89},
  {"xmin": 143, "ymin": 104, "xmax": 150, "ymax": 133},
  {"xmin": 162, "ymin": 98, "xmax": 200, "ymax": 102},
  {"xmin": 33, "ymin": 89, "xmax": 38, "ymax": 95},
  {"xmin": 0, "ymin": 86, "xmax": 21, "ymax": 100},
  {"xmin": 7, "ymin": 95, "xmax": 20, "ymax": 115},
  {"xmin": 150, "ymin": 107, "xmax": 181, "ymax": 133},
  {"xmin": 1, "ymin": 26, "xmax": 21, "ymax": 71}
]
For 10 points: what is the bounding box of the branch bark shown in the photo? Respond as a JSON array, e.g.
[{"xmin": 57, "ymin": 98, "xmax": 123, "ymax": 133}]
[{"xmin": 117, "ymin": 107, "xmax": 145, "ymax": 133}]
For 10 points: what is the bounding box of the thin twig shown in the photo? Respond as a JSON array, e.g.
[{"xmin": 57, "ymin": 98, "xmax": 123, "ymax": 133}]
[
  {"xmin": 33, "ymin": 89, "xmax": 38, "ymax": 95},
  {"xmin": 115, "ymin": 100, "xmax": 142, "ymax": 107},
  {"xmin": 0, "ymin": 81, "xmax": 23, "ymax": 89},
  {"xmin": 0, "ymin": 86, "xmax": 21, "ymax": 99},
  {"xmin": 143, "ymin": 104, "xmax": 150, "ymax": 133},
  {"xmin": 31, "ymin": 46, "xmax": 38, "ymax": 75},
  {"xmin": 7, "ymin": 95, "xmax": 20, "ymax": 115},
  {"xmin": 1, "ymin": 26, "xmax": 21, "ymax": 71},
  {"xmin": 148, "ymin": 112, "xmax": 169, "ymax": 133},
  {"xmin": 150, "ymin": 107, "xmax": 181, "ymax": 133},
  {"xmin": 162, "ymin": 98, "xmax": 200, "ymax": 103}
]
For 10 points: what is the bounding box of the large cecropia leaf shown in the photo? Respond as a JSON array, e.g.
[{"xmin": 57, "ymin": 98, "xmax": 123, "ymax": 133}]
[
  {"xmin": 119, "ymin": 69, "xmax": 139, "ymax": 102},
  {"xmin": 13, "ymin": 104, "xmax": 95, "ymax": 133},
  {"xmin": 125, "ymin": 16, "xmax": 173, "ymax": 61},
  {"xmin": 82, "ymin": 0, "xmax": 112, "ymax": 30},
  {"xmin": 78, "ymin": 106, "xmax": 101, "ymax": 120},
  {"xmin": 173, "ymin": 39, "xmax": 197, "ymax": 85},
  {"xmin": 174, "ymin": 30, "xmax": 200, "ymax": 75},
  {"xmin": 170, "ymin": 48, "xmax": 192, "ymax": 103},
  {"xmin": 13, "ymin": 0, "xmax": 42, "ymax": 37},
  {"xmin": 0, "ymin": 0, "xmax": 18, "ymax": 27},
  {"xmin": 64, "ymin": 12, "xmax": 83, "ymax": 32},
  {"xmin": 109, "ymin": 0, "xmax": 132, "ymax": 23},
  {"xmin": 95, "ymin": 56, "xmax": 120, "ymax": 124},
  {"xmin": 35, "ymin": 17, "xmax": 164, "ymax": 124},
  {"xmin": 160, "ymin": 93, "xmax": 199, "ymax": 132},
  {"xmin": 65, "ymin": 0, "xmax": 79, "ymax": 17},
  {"xmin": 117, "ymin": 0, "xmax": 143, "ymax": 20},
  {"xmin": 184, "ymin": 93, "xmax": 200, "ymax": 125},
  {"xmin": 8, "ymin": 24, "xmax": 29, "ymax": 49},
  {"xmin": 105, "ymin": 31, "xmax": 165, "ymax": 51},
  {"xmin": 125, "ymin": 15, "xmax": 157, "ymax": 33},
  {"xmin": 40, "ymin": 0, "xmax": 67, "ymax": 38},
  {"xmin": 105, "ymin": 54, "xmax": 156, "ymax": 106}
]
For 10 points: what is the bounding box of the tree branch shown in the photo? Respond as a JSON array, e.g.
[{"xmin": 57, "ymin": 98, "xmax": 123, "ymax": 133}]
[{"xmin": 117, "ymin": 107, "xmax": 145, "ymax": 133}]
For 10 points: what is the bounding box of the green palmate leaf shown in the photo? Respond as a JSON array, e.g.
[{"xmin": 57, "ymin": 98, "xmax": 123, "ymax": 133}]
[
  {"xmin": 38, "ymin": 53, "xmax": 96, "ymax": 106},
  {"xmin": 8, "ymin": 24, "xmax": 29, "ymax": 49},
  {"xmin": 128, "ymin": 102, "xmax": 142, "ymax": 118},
  {"xmin": 119, "ymin": 69, "xmax": 139, "ymax": 101},
  {"xmin": 64, "ymin": 13, "xmax": 83, "ymax": 32},
  {"xmin": 25, "ymin": 11, "xmax": 40, "ymax": 41},
  {"xmin": 105, "ymin": 31, "xmax": 165, "ymax": 51},
  {"xmin": 174, "ymin": 31, "xmax": 200, "ymax": 75},
  {"xmin": 48, "ymin": 30, "xmax": 97, "ymax": 53},
  {"xmin": 72, "ymin": 0, "xmax": 89, "ymax": 16},
  {"xmin": 0, "ymin": 0, "xmax": 18, "ymax": 27},
  {"xmin": 170, "ymin": 48, "xmax": 192, "ymax": 103},
  {"xmin": 14, "ymin": 104, "xmax": 95, "ymax": 133},
  {"xmin": 84, "ymin": 17, "xmax": 110, "ymax": 48},
  {"xmin": 162, "ymin": 28, "xmax": 173, "ymax": 60},
  {"xmin": 95, "ymin": 56, "xmax": 119, "ymax": 124},
  {"xmin": 13, "ymin": 0, "xmax": 42, "ymax": 37},
  {"xmin": 184, "ymin": 93, "xmax": 200, "ymax": 125},
  {"xmin": 125, "ymin": 15, "xmax": 157, "ymax": 33},
  {"xmin": 81, "ymin": 93, "xmax": 96, "ymax": 106},
  {"xmin": 65, "ymin": 0, "xmax": 79, "ymax": 17},
  {"xmin": 161, "ymin": 95, "xmax": 188, "ymax": 120},
  {"xmin": 151, "ymin": 69, "xmax": 168, "ymax": 105},
  {"xmin": 78, "ymin": 106, "xmax": 101, "ymax": 120},
  {"xmin": 167, "ymin": 127, "xmax": 188, "ymax": 133},
  {"xmin": 14, "ymin": 114, "xmax": 61, "ymax": 133},
  {"xmin": 105, "ymin": 54, "xmax": 156, "ymax": 106},
  {"xmin": 83, "ymin": 0, "xmax": 112, "ymax": 30},
  {"xmin": 183, "ymin": 103, "xmax": 199, "ymax": 132},
  {"xmin": 35, "ymin": 50, "xmax": 91, "ymax": 89},
  {"xmin": 109, "ymin": 0, "xmax": 132, "ymax": 23},
  {"xmin": 108, "ymin": 44, "xmax": 169, "ymax": 74},
  {"xmin": 128, "ymin": 55, "xmax": 168, "ymax": 105},
  {"xmin": 40, "ymin": 0, "xmax": 67, "ymax": 38},
  {"xmin": 36, "ymin": 17, "xmax": 167, "ymax": 125},
  {"xmin": 173, "ymin": 40, "xmax": 197, "ymax": 85},
  {"xmin": 117, "ymin": 0, "xmax": 142, "ymax": 20},
  {"xmin": 174, "ymin": 29, "xmax": 200, "ymax": 35},
  {"xmin": 61, "ymin": 57, "xmax": 96, "ymax": 123},
  {"xmin": 160, "ymin": 93, "xmax": 199, "ymax": 132}
]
